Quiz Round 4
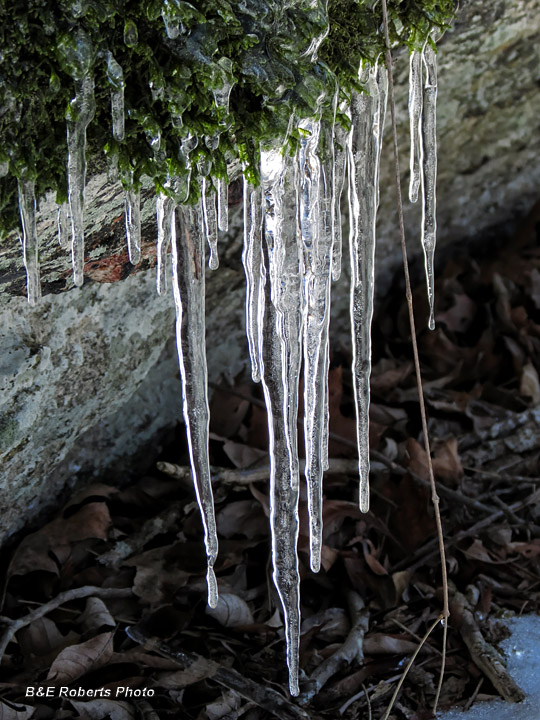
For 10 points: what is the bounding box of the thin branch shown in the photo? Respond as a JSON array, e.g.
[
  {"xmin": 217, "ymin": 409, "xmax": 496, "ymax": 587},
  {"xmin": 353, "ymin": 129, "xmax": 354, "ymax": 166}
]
[
  {"xmin": 380, "ymin": 0, "xmax": 449, "ymax": 713},
  {"xmin": 382, "ymin": 614, "xmax": 444, "ymax": 720},
  {"xmin": 126, "ymin": 625, "xmax": 317, "ymax": 720},
  {"xmin": 299, "ymin": 591, "xmax": 369, "ymax": 703},
  {"xmin": 0, "ymin": 586, "xmax": 132, "ymax": 663}
]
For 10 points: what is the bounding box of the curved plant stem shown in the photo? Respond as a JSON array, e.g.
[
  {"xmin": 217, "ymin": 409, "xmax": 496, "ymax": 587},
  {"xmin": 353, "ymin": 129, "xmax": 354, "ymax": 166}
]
[{"xmin": 380, "ymin": 0, "xmax": 450, "ymax": 714}]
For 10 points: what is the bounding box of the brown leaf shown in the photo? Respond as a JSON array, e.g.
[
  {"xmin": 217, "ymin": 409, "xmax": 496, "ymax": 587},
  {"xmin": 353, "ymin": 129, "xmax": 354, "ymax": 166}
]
[
  {"xmin": 432, "ymin": 438, "xmax": 463, "ymax": 483},
  {"xmin": 222, "ymin": 441, "xmax": 267, "ymax": 469},
  {"xmin": 80, "ymin": 597, "xmax": 115, "ymax": 634},
  {"xmin": 9, "ymin": 502, "xmax": 111, "ymax": 577},
  {"xmin": 520, "ymin": 363, "xmax": 540, "ymax": 404},
  {"xmin": 47, "ymin": 632, "xmax": 113, "ymax": 683},
  {"xmin": 363, "ymin": 540, "xmax": 388, "ymax": 576},
  {"xmin": 364, "ymin": 633, "xmax": 419, "ymax": 655},
  {"xmin": 17, "ymin": 617, "xmax": 68, "ymax": 658},
  {"xmin": 206, "ymin": 593, "xmax": 254, "ymax": 628},
  {"xmin": 0, "ymin": 701, "xmax": 35, "ymax": 720},
  {"xmin": 370, "ymin": 359, "xmax": 413, "ymax": 395},
  {"xmin": 217, "ymin": 500, "xmax": 267, "ymax": 540},
  {"xmin": 436, "ymin": 293, "xmax": 477, "ymax": 334},
  {"xmin": 69, "ymin": 700, "xmax": 136, "ymax": 720}
]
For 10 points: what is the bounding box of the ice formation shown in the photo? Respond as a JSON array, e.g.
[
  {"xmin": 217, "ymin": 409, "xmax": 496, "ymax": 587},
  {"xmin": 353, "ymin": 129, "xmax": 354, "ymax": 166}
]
[{"xmin": 15, "ymin": 30, "xmax": 443, "ymax": 696}]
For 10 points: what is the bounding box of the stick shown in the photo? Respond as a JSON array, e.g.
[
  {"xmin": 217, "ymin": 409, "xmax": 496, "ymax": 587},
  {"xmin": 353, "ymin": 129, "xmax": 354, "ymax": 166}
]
[
  {"xmin": 299, "ymin": 591, "xmax": 369, "ymax": 703},
  {"xmin": 126, "ymin": 626, "xmax": 317, "ymax": 720},
  {"xmin": 449, "ymin": 588, "xmax": 525, "ymax": 703},
  {"xmin": 380, "ymin": 0, "xmax": 449, "ymax": 711},
  {"xmin": 0, "ymin": 586, "xmax": 132, "ymax": 662}
]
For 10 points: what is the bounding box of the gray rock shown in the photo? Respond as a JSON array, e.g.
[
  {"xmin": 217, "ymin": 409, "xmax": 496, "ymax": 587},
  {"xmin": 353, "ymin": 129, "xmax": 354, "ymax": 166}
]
[{"xmin": 0, "ymin": 0, "xmax": 539, "ymax": 544}]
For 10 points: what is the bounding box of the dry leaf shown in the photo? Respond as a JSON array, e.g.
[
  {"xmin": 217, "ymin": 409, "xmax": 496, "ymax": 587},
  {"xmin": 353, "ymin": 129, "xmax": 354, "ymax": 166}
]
[
  {"xmin": 80, "ymin": 597, "xmax": 116, "ymax": 634},
  {"xmin": 69, "ymin": 700, "xmax": 136, "ymax": 720},
  {"xmin": 206, "ymin": 690, "xmax": 241, "ymax": 720},
  {"xmin": 47, "ymin": 632, "xmax": 113, "ymax": 683},
  {"xmin": 17, "ymin": 617, "xmax": 67, "ymax": 658},
  {"xmin": 364, "ymin": 633, "xmax": 419, "ymax": 655},
  {"xmin": 520, "ymin": 363, "xmax": 540, "ymax": 405},
  {"xmin": 217, "ymin": 500, "xmax": 267, "ymax": 540},
  {"xmin": 432, "ymin": 437, "xmax": 464, "ymax": 483},
  {"xmin": 206, "ymin": 593, "xmax": 254, "ymax": 627}
]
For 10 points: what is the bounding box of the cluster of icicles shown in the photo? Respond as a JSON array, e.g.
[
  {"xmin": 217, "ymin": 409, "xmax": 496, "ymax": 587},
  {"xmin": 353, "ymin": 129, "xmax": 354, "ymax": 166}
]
[{"xmin": 16, "ymin": 40, "xmax": 438, "ymax": 695}]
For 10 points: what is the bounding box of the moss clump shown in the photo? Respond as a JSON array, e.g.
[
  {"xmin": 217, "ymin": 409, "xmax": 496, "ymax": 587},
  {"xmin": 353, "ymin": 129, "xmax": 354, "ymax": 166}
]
[{"xmin": 0, "ymin": 0, "xmax": 455, "ymax": 238}]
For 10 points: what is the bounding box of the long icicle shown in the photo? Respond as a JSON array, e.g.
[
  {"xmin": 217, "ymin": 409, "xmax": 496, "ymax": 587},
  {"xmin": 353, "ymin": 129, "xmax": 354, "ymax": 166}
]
[
  {"xmin": 259, "ymin": 144, "xmax": 302, "ymax": 696},
  {"xmin": 348, "ymin": 62, "xmax": 388, "ymax": 513},
  {"xmin": 241, "ymin": 177, "xmax": 263, "ymax": 383},
  {"xmin": 408, "ymin": 50, "xmax": 423, "ymax": 204},
  {"xmin": 67, "ymin": 74, "xmax": 95, "ymax": 286},
  {"xmin": 171, "ymin": 202, "xmax": 219, "ymax": 609},
  {"xmin": 297, "ymin": 115, "xmax": 334, "ymax": 573},
  {"xmin": 18, "ymin": 177, "xmax": 41, "ymax": 306},
  {"xmin": 421, "ymin": 41, "xmax": 438, "ymax": 331},
  {"xmin": 106, "ymin": 52, "xmax": 125, "ymax": 142}
]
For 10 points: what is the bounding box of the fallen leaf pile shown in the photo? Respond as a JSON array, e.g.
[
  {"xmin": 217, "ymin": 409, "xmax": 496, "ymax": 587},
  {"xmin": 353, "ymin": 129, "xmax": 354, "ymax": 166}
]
[{"xmin": 1, "ymin": 204, "xmax": 540, "ymax": 719}]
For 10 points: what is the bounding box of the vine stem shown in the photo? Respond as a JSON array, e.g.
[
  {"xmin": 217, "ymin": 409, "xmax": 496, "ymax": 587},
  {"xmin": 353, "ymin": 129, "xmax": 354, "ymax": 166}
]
[{"xmin": 380, "ymin": 0, "xmax": 449, "ymax": 714}]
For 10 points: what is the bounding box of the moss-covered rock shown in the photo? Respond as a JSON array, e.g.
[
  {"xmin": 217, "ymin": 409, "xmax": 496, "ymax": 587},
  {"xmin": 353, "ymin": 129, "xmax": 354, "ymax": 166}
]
[{"xmin": 0, "ymin": 0, "xmax": 454, "ymax": 236}]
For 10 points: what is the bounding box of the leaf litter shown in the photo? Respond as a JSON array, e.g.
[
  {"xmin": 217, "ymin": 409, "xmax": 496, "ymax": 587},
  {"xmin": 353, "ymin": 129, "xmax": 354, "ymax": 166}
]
[{"xmin": 1, "ymin": 206, "xmax": 540, "ymax": 718}]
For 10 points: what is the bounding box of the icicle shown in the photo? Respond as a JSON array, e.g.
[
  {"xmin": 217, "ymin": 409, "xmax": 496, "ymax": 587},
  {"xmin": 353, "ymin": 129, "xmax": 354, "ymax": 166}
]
[
  {"xmin": 124, "ymin": 184, "xmax": 141, "ymax": 265},
  {"xmin": 0, "ymin": 161, "xmax": 8, "ymax": 177},
  {"xmin": 331, "ymin": 110, "xmax": 349, "ymax": 282},
  {"xmin": 297, "ymin": 115, "xmax": 334, "ymax": 573},
  {"xmin": 57, "ymin": 202, "xmax": 70, "ymax": 250},
  {"xmin": 18, "ymin": 177, "xmax": 41, "ymax": 306},
  {"xmin": 106, "ymin": 52, "xmax": 125, "ymax": 142},
  {"xmin": 170, "ymin": 202, "xmax": 219, "ymax": 609},
  {"xmin": 259, "ymin": 144, "xmax": 302, "ymax": 696},
  {"xmin": 202, "ymin": 178, "xmax": 219, "ymax": 269},
  {"xmin": 421, "ymin": 42, "xmax": 438, "ymax": 331},
  {"xmin": 156, "ymin": 192, "xmax": 175, "ymax": 295},
  {"xmin": 217, "ymin": 178, "xmax": 228, "ymax": 232},
  {"xmin": 348, "ymin": 62, "xmax": 388, "ymax": 514},
  {"xmin": 408, "ymin": 50, "xmax": 423, "ymax": 204},
  {"xmin": 67, "ymin": 74, "xmax": 95, "ymax": 286},
  {"xmin": 241, "ymin": 177, "xmax": 262, "ymax": 383}
]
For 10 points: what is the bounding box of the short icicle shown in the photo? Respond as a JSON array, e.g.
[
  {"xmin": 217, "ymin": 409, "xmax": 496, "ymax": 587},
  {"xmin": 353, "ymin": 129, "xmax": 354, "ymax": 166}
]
[
  {"xmin": 156, "ymin": 191, "xmax": 175, "ymax": 295},
  {"xmin": 170, "ymin": 202, "xmax": 219, "ymax": 608},
  {"xmin": 57, "ymin": 202, "xmax": 70, "ymax": 250},
  {"xmin": 217, "ymin": 178, "xmax": 228, "ymax": 232},
  {"xmin": 18, "ymin": 177, "xmax": 41, "ymax": 306},
  {"xmin": 67, "ymin": 74, "xmax": 95, "ymax": 286},
  {"xmin": 241, "ymin": 176, "xmax": 263, "ymax": 383},
  {"xmin": 348, "ymin": 62, "xmax": 388, "ymax": 513},
  {"xmin": 297, "ymin": 115, "xmax": 334, "ymax": 573},
  {"xmin": 259, "ymin": 145, "xmax": 302, "ymax": 696},
  {"xmin": 202, "ymin": 178, "xmax": 219, "ymax": 269},
  {"xmin": 124, "ymin": 183, "xmax": 141, "ymax": 265},
  {"xmin": 408, "ymin": 50, "xmax": 423, "ymax": 204},
  {"xmin": 106, "ymin": 52, "xmax": 125, "ymax": 142},
  {"xmin": 421, "ymin": 41, "xmax": 438, "ymax": 331}
]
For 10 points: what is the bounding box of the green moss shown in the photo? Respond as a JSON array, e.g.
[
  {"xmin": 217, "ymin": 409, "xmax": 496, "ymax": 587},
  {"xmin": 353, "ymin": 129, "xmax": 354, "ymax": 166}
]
[{"xmin": 0, "ymin": 0, "xmax": 455, "ymax": 238}]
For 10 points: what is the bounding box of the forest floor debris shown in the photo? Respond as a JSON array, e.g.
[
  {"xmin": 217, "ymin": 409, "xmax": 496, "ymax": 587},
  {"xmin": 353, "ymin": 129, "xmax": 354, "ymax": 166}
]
[{"xmin": 1, "ymin": 205, "xmax": 540, "ymax": 719}]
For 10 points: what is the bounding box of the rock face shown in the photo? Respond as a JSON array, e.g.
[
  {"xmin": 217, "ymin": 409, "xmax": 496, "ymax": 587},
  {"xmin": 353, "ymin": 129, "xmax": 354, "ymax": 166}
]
[{"xmin": 0, "ymin": 0, "xmax": 539, "ymax": 545}]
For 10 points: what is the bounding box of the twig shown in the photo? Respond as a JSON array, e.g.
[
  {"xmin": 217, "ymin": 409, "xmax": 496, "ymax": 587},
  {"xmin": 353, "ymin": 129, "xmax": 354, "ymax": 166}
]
[
  {"xmin": 0, "ymin": 586, "xmax": 132, "ymax": 663},
  {"xmin": 159, "ymin": 458, "xmax": 368, "ymax": 485},
  {"xmin": 449, "ymin": 587, "xmax": 525, "ymax": 703},
  {"xmin": 126, "ymin": 626, "xmax": 317, "ymax": 720},
  {"xmin": 299, "ymin": 591, "xmax": 369, "ymax": 704},
  {"xmin": 382, "ymin": 614, "xmax": 444, "ymax": 720},
  {"xmin": 380, "ymin": 0, "xmax": 449, "ymax": 712}
]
